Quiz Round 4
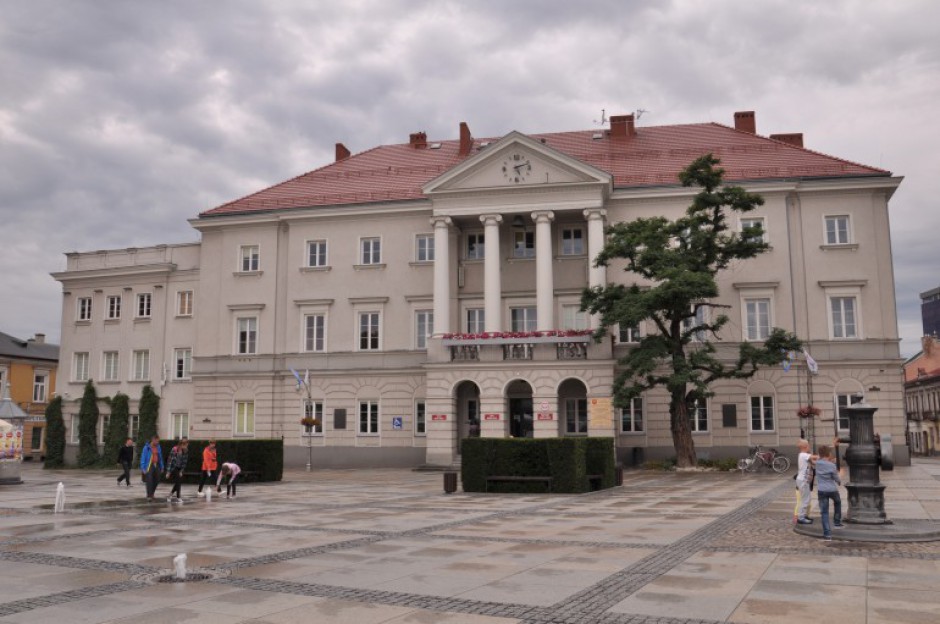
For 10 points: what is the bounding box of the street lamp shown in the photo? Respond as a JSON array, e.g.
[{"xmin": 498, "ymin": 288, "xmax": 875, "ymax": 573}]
[{"xmin": 296, "ymin": 373, "xmax": 321, "ymax": 472}]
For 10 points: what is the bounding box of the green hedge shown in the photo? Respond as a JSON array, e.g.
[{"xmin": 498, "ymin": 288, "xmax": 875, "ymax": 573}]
[
  {"xmin": 461, "ymin": 437, "xmax": 615, "ymax": 493},
  {"xmin": 157, "ymin": 439, "xmax": 283, "ymax": 483}
]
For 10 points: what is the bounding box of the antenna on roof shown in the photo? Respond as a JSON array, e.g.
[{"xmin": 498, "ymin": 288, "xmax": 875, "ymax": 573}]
[
  {"xmin": 593, "ymin": 109, "xmax": 607, "ymax": 126},
  {"xmin": 635, "ymin": 109, "xmax": 649, "ymax": 121}
]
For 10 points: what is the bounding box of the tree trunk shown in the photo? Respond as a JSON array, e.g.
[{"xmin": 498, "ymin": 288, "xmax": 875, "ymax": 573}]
[{"xmin": 670, "ymin": 390, "xmax": 698, "ymax": 468}]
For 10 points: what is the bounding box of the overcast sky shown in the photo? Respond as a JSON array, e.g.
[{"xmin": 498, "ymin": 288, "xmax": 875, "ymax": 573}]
[{"xmin": 2, "ymin": 0, "xmax": 938, "ymax": 357}]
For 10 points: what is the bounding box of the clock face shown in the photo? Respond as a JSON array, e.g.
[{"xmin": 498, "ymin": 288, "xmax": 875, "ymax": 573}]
[{"xmin": 502, "ymin": 153, "xmax": 532, "ymax": 183}]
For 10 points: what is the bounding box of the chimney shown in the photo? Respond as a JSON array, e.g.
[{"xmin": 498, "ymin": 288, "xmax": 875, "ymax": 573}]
[
  {"xmin": 769, "ymin": 133, "xmax": 804, "ymax": 148},
  {"xmin": 610, "ymin": 114, "xmax": 636, "ymax": 138},
  {"xmin": 734, "ymin": 111, "xmax": 756, "ymax": 134},
  {"xmin": 409, "ymin": 132, "xmax": 427, "ymax": 148},
  {"xmin": 33, "ymin": 333, "xmax": 45, "ymax": 344},
  {"xmin": 335, "ymin": 143, "xmax": 351, "ymax": 162},
  {"xmin": 458, "ymin": 122, "xmax": 472, "ymax": 157}
]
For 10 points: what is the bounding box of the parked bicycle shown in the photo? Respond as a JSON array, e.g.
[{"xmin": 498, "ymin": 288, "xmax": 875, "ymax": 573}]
[{"xmin": 737, "ymin": 445, "xmax": 790, "ymax": 473}]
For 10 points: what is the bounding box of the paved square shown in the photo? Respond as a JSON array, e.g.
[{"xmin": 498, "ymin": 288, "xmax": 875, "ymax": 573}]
[{"xmin": 1, "ymin": 460, "xmax": 939, "ymax": 623}]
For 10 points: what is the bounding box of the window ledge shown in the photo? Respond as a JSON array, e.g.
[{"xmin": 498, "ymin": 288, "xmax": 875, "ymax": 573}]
[
  {"xmin": 619, "ymin": 431, "xmax": 646, "ymax": 436},
  {"xmin": 134, "ymin": 317, "xmax": 152, "ymax": 323},
  {"xmin": 556, "ymin": 254, "xmax": 587, "ymax": 260},
  {"xmin": 819, "ymin": 243, "xmax": 859, "ymax": 251},
  {"xmin": 171, "ymin": 378, "xmax": 192, "ymax": 384},
  {"xmin": 408, "ymin": 261, "xmax": 434, "ymax": 267},
  {"xmin": 232, "ymin": 434, "xmax": 255, "ymax": 438},
  {"xmin": 462, "ymin": 258, "xmax": 484, "ymax": 264},
  {"xmin": 175, "ymin": 314, "xmax": 193, "ymax": 319},
  {"xmin": 506, "ymin": 256, "xmax": 535, "ymax": 263},
  {"xmin": 414, "ymin": 433, "xmax": 427, "ymax": 437},
  {"xmin": 301, "ymin": 433, "xmax": 325, "ymax": 438},
  {"xmin": 75, "ymin": 320, "xmax": 91, "ymax": 325},
  {"xmin": 98, "ymin": 380, "xmax": 120, "ymax": 385},
  {"xmin": 128, "ymin": 379, "xmax": 150, "ymax": 384},
  {"xmin": 233, "ymin": 270, "xmax": 264, "ymax": 277},
  {"xmin": 300, "ymin": 266, "xmax": 332, "ymax": 273},
  {"xmin": 104, "ymin": 318, "xmax": 121, "ymax": 324},
  {"xmin": 354, "ymin": 263, "xmax": 386, "ymax": 270}
]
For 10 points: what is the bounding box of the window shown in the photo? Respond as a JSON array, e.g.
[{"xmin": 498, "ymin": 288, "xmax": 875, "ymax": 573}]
[
  {"xmin": 415, "ymin": 234, "xmax": 434, "ymax": 262},
  {"xmin": 136, "ymin": 293, "xmax": 152, "ymax": 318},
  {"xmin": 683, "ymin": 305, "xmax": 707, "ymax": 341},
  {"xmin": 360, "ymin": 237, "xmax": 381, "ymax": 265},
  {"xmin": 825, "ymin": 216, "xmax": 850, "ymax": 245},
  {"xmin": 129, "ymin": 414, "xmax": 140, "ymax": 440},
  {"xmin": 177, "ymin": 290, "xmax": 194, "ymax": 316},
  {"xmin": 234, "ymin": 401, "xmax": 255, "ymax": 436},
  {"xmin": 750, "ymin": 396, "xmax": 775, "ymax": 431},
  {"xmin": 466, "ymin": 233, "xmax": 485, "ymax": 260},
  {"xmin": 466, "ymin": 308, "xmax": 485, "ymax": 334},
  {"xmin": 236, "ymin": 317, "xmax": 258, "ymax": 354},
  {"xmin": 304, "ymin": 314, "xmax": 326, "ymax": 352},
  {"xmin": 132, "ymin": 350, "xmax": 150, "ymax": 381},
  {"xmin": 240, "ymin": 245, "xmax": 260, "ymax": 272},
  {"xmin": 74, "ymin": 352, "xmax": 89, "ymax": 382},
  {"xmin": 565, "ymin": 398, "xmax": 588, "ymax": 434},
  {"xmin": 358, "ymin": 312, "xmax": 380, "ymax": 350},
  {"xmin": 170, "ymin": 413, "xmax": 189, "ymax": 439},
  {"xmin": 70, "ymin": 415, "xmax": 80, "ymax": 444},
  {"xmin": 415, "ymin": 311, "xmax": 434, "ymax": 349},
  {"xmin": 302, "ymin": 400, "xmax": 323, "ymax": 435},
  {"xmin": 561, "ymin": 228, "xmax": 584, "ymax": 255},
  {"xmin": 0, "ymin": 368, "xmax": 5, "ymax": 395},
  {"xmin": 562, "ymin": 305, "xmax": 588, "ymax": 330},
  {"xmin": 744, "ymin": 298, "xmax": 771, "ymax": 341},
  {"xmin": 98, "ymin": 415, "xmax": 111, "ymax": 444},
  {"xmin": 106, "ymin": 295, "xmax": 122, "ymax": 320},
  {"xmin": 830, "ymin": 296, "xmax": 858, "ymax": 339},
  {"xmin": 510, "ymin": 307, "xmax": 537, "ymax": 332},
  {"xmin": 415, "ymin": 400, "xmax": 426, "ymax": 435},
  {"xmin": 77, "ymin": 297, "xmax": 92, "ymax": 321},
  {"xmin": 513, "ymin": 231, "xmax": 535, "ymax": 258},
  {"xmin": 359, "ymin": 401, "xmax": 379, "ymax": 434},
  {"xmin": 32, "ymin": 373, "xmax": 48, "ymax": 403},
  {"xmin": 740, "ymin": 217, "xmax": 766, "ymax": 244},
  {"xmin": 174, "ymin": 348, "xmax": 192, "ymax": 380},
  {"xmin": 102, "ymin": 352, "xmax": 119, "ymax": 382},
  {"xmin": 305, "ymin": 240, "xmax": 327, "ymax": 268},
  {"xmin": 836, "ymin": 393, "xmax": 863, "ymax": 430},
  {"xmin": 689, "ymin": 398, "xmax": 708, "ymax": 432},
  {"xmin": 619, "ymin": 324, "xmax": 642, "ymax": 343},
  {"xmin": 620, "ymin": 398, "xmax": 644, "ymax": 433}
]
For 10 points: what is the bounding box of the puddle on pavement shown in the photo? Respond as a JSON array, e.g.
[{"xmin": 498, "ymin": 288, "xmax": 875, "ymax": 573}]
[{"xmin": 38, "ymin": 499, "xmax": 152, "ymax": 510}]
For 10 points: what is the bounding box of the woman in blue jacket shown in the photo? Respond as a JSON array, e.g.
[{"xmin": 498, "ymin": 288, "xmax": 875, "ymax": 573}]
[{"xmin": 139, "ymin": 435, "xmax": 164, "ymax": 501}]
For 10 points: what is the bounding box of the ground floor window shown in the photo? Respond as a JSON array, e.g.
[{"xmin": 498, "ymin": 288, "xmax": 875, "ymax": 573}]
[
  {"xmin": 30, "ymin": 426, "xmax": 43, "ymax": 450},
  {"xmin": 620, "ymin": 398, "xmax": 644, "ymax": 432},
  {"xmin": 750, "ymin": 396, "xmax": 774, "ymax": 431},
  {"xmin": 690, "ymin": 398, "xmax": 708, "ymax": 432},
  {"xmin": 303, "ymin": 400, "xmax": 323, "ymax": 435},
  {"xmin": 565, "ymin": 398, "xmax": 588, "ymax": 434},
  {"xmin": 414, "ymin": 400, "xmax": 426, "ymax": 435},
  {"xmin": 170, "ymin": 412, "xmax": 189, "ymax": 439},
  {"xmin": 234, "ymin": 401, "xmax": 255, "ymax": 436},
  {"xmin": 359, "ymin": 401, "xmax": 379, "ymax": 434}
]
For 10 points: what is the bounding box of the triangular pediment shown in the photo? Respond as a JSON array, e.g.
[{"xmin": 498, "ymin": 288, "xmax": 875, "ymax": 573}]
[{"xmin": 422, "ymin": 131, "xmax": 612, "ymax": 195}]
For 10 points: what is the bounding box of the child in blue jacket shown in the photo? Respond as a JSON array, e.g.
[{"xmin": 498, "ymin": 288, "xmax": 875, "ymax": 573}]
[{"xmin": 139, "ymin": 436, "xmax": 164, "ymax": 501}]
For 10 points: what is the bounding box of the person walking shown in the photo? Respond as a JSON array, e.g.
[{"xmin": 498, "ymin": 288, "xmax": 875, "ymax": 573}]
[
  {"xmin": 165, "ymin": 438, "xmax": 189, "ymax": 503},
  {"xmin": 139, "ymin": 435, "xmax": 164, "ymax": 501},
  {"xmin": 197, "ymin": 440, "xmax": 217, "ymax": 497},
  {"xmin": 216, "ymin": 462, "xmax": 241, "ymax": 499},
  {"xmin": 815, "ymin": 444, "xmax": 845, "ymax": 541},
  {"xmin": 116, "ymin": 438, "xmax": 134, "ymax": 487}
]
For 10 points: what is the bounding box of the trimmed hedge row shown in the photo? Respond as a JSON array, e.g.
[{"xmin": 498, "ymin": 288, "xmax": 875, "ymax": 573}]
[
  {"xmin": 461, "ymin": 437, "xmax": 615, "ymax": 493},
  {"xmin": 157, "ymin": 439, "xmax": 283, "ymax": 483}
]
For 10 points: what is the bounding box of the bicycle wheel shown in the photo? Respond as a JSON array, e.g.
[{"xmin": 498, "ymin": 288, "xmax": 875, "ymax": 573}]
[{"xmin": 772, "ymin": 456, "xmax": 790, "ymax": 473}]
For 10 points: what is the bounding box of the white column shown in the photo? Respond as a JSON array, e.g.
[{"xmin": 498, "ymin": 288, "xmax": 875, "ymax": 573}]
[
  {"xmin": 480, "ymin": 214, "xmax": 503, "ymax": 332},
  {"xmin": 584, "ymin": 208, "xmax": 608, "ymax": 329},
  {"xmin": 531, "ymin": 210, "xmax": 555, "ymax": 330},
  {"xmin": 431, "ymin": 216, "xmax": 452, "ymax": 335}
]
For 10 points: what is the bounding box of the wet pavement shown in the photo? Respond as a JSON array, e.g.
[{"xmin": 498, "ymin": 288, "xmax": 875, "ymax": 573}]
[{"xmin": 0, "ymin": 459, "xmax": 938, "ymax": 623}]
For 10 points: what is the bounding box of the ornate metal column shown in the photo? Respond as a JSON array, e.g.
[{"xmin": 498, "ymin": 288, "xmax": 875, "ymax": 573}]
[{"xmin": 842, "ymin": 400, "xmax": 891, "ymax": 525}]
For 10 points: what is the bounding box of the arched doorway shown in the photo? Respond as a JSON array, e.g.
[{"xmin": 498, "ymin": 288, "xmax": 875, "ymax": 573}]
[
  {"xmin": 559, "ymin": 378, "xmax": 588, "ymax": 436},
  {"xmin": 454, "ymin": 381, "xmax": 481, "ymax": 454},
  {"xmin": 506, "ymin": 379, "xmax": 534, "ymax": 438}
]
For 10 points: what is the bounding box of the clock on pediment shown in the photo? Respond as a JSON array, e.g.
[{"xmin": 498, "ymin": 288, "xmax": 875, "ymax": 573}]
[{"xmin": 501, "ymin": 152, "xmax": 532, "ymax": 184}]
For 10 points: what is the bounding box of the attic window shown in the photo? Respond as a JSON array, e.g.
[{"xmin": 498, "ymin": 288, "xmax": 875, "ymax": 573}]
[
  {"xmin": 429, "ymin": 142, "xmax": 442, "ymax": 149},
  {"xmin": 592, "ymin": 132, "xmax": 603, "ymax": 140},
  {"xmin": 477, "ymin": 141, "xmax": 491, "ymax": 150}
]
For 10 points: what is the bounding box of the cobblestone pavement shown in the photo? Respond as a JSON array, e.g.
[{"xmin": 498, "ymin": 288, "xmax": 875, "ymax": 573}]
[{"xmin": 0, "ymin": 459, "xmax": 938, "ymax": 623}]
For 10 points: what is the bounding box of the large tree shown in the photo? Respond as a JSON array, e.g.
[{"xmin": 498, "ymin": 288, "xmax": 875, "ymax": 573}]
[
  {"xmin": 582, "ymin": 154, "xmax": 801, "ymax": 467},
  {"xmin": 76, "ymin": 380, "xmax": 100, "ymax": 467}
]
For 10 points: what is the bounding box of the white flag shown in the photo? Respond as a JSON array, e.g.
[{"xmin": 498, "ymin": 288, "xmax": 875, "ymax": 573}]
[{"xmin": 803, "ymin": 348, "xmax": 819, "ymax": 375}]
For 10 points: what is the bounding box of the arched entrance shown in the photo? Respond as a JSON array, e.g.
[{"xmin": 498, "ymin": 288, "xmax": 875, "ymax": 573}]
[
  {"xmin": 506, "ymin": 379, "xmax": 534, "ymax": 438},
  {"xmin": 454, "ymin": 381, "xmax": 481, "ymax": 454},
  {"xmin": 559, "ymin": 378, "xmax": 588, "ymax": 436}
]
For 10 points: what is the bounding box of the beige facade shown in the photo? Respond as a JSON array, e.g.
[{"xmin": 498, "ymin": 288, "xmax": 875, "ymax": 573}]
[{"xmin": 52, "ymin": 118, "xmax": 908, "ymax": 467}]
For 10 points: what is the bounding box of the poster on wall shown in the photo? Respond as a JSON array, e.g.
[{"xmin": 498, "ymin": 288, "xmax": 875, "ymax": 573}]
[
  {"xmin": 588, "ymin": 398, "xmax": 614, "ymax": 430},
  {"xmin": 0, "ymin": 428, "xmax": 23, "ymax": 461}
]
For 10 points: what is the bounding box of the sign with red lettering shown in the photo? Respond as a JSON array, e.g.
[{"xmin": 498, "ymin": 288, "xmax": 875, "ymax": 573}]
[
  {"xmin": 483, "ymin": 413, "xmax": 500, "ymax": 421},
  {"xmin": 431, "ymin": 414, "xmax": 447, "ymax": 421},
  {"xmin": 536, "ymin": 413, "xmax": 554, "ymax": 421}
]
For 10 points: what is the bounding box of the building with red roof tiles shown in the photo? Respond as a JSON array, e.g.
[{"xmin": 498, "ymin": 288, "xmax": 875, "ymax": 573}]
[
  {"xmin": 53, "ymin": 111, "xmax": 909, "ymax": 469},
  {"xmin": 904, "ymin": 336, "xmax": 940, "ymax": 455}
]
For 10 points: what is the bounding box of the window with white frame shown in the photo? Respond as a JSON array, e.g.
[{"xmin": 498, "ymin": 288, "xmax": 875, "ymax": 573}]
[
  {"xmin": 466, "ymin": 233, "xmax": 485, "ymax": 260},
  {"xmin": 415, "ymin": 234, "xmax": 434, "ymax": 262},
  {"xmin": 824, "ymin": 215, "xmax": 851, "ymax": 245},
  {"xmin": 33, "ymin": 373, "xmax": 48, "ymax": 403},
  {"xmin": 240, "ymin": 245, "xmax": 260, "ymax": 272},
  {"xmin": 131, "ymin": 350, "xmax": 150, "ymax": 381},
  {"xmin": 236, "ymin": 317, "xmax": 258, "ymax": 354},
  {"xmin": 360, "ymin": 237, "xmax": 381, "ymax": 265},
  {"xmin": 306, "ymin": 240, "xmax": 327, "ymax": 268},
  {"xmin": 689, "ymin": 398, "xmax": 708, "ymax": 432},
  {"xmin": 174, "ymin": 348, "xmax": 192, "ymax": 380},
  {"xmin": 129, "ymin": 414, "xmax": 140, "ymax": 440},
  {"xmin": 561, "ymin": 305, "xmax": 588, "ymax": 330},
  {"xmin": 510, "ymin": 306, "xmax": 537, "ymax": 332},
  {"xmin": 466, "ymin": 308, "xmax": 485, "ymax": 333},
  {"xmin": 830, "ymin": 296, "xmax": 858, "ymax": 339},
  {"xmin": 98, "ymin": 414, "xmax": 110, "ymax": 444},
  {"xmin": 73, "ymin": 352, "xmax": 89, "ymax": 382},
  {"xmin": 561, "ymin": 227, "xmax": 585, "ymax": 255},
  {"xmin": 77, "ymin": 297, "xmax": 92, "ymax": 321},
  {"xmin": 0, "ymin": 368, "xmax": 5, "ymax": 395},
  {"xmin": 102, "ymin": 352, "xmax": 119, "ymax": 382},
  {"xmin": 565, "ymin": 398, "xmax": 588, "ymax": 434},
  {"xmin": 70, "ymin": 415, "xmax": 80, "ymax": 444},
  {"xmin": 177, "ymin": 290, "xmax": 193, "ymax": 316},
  {"xmin": 683, "ymin": 305, "xmax": 707, "ymax": 341},
  {"xmin": 358, "ymin": 401, "xmax": 379, "ymax": 434},
  {"xmin": 415, "ymin": 311, "xmax": 434, "ymax": 349},
  {"xmin": 234, "ymin": 401, "xmax": 255, "ymax": 436},
  {"xmin": 836, "ymin": 393, "xmax": 863, "ymax": 430},
  {"xmin": 136, "ymin": 293, "xmax": 152, "ymax": 318},
  {"xmin": 620, "ymin": 397, "xmax": 644, "ymax": 432},
  {"xmin": 750, "ymin": 395, "xmax": 775, "ymax": 431},
  {"xmin": 106, "ymin": 295, "xmax": 122, "ymax": 320},
  {"xmin": 513, "ymin": 231, "xmax": 535, "ymax": 258},
  {"xmin": 415, "ymin": 400, "xmax": 426, "ymax": 435},
  {"xmin": 619, "ymin": 324, "xmax": 642, "ymax": 343},
  {"xmin": 302, "ymin": 400, "xmax": 323, "ymax": 435},
  {"xmin": 740, "ymin": 217, "xmax": 766, "ymax": 244},
  {"xmin": 744, "ymin": 298, "xmax": 771, "ymax": 341},
  {"xmin": 304, "ymin": 314, "xmax": 326, "ymax": 352},
  {"xmin": 358, "ymin": 312, "xmax": 380, "ymax": 350},
  {"xmin": 170, "ymin": 412, "xmax": 189, "ymax": 439}
]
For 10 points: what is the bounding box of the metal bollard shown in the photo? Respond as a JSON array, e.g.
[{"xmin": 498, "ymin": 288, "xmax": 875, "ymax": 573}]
[{"xmin": 443, "ymin": 471, "xmax": 458, "ymax": 494}]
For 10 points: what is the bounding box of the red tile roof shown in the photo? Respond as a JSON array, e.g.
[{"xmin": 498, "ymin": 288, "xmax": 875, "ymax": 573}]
[{"xmin": 201, "ymin": 122, "xmax": 889, "ymax": 217}]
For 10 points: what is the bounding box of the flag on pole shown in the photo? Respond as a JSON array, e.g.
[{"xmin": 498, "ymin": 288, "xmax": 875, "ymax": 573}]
[
  {"xmin": 782, "ymin": 350, "xmax": 793, "ymax": 372},
  {"xmin": 802, "ymin": 348, "xmax": 819, "ymax": 375},
  {"xmin": 304, "ymin": 369, "xmax": 309, "ymax": 390},
  {"xmin": 289, "ymin": 367, "xmax": 303, "ymax": 389}
]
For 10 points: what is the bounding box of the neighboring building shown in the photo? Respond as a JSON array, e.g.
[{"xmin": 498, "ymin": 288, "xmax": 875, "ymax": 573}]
[
  {"xmin": 53, "ymin": 111, "xmax": 908, "ymax": 468},
  {"xmin": 0, "ymin": 331, "xmax": 58, "ymax": 459},
  {"xmin": 921, "ymin": 286, "xmax": 940, "ymax": 338},
  {"xmin": 904, "ymin": 336, "xmax": 940, "ymax": 455}
]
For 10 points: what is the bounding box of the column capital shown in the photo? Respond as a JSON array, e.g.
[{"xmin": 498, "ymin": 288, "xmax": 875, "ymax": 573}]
[
  {"xmin": 530, "ymin": 210, "xmax": 555, "ymax": 223},
  {"xmin": 583, "ymin": 208, "xmax": 607, "ymax": 221},
  {"xmin": 480, "ymin": 214, "xmax": 503, "ymax": 226},
  {"xmin": 430, "ymin": 216, "xmax": 453, "ymax": 228}
]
